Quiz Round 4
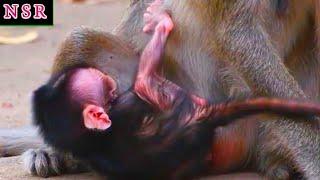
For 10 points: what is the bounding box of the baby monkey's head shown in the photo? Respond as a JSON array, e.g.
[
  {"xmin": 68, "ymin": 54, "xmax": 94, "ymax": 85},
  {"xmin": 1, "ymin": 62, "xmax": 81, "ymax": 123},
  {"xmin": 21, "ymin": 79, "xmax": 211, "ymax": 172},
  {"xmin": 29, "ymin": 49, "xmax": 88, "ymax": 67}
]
[{"xmin": 32, "ymin": 67, "xmax": 118, "ymax": 151}]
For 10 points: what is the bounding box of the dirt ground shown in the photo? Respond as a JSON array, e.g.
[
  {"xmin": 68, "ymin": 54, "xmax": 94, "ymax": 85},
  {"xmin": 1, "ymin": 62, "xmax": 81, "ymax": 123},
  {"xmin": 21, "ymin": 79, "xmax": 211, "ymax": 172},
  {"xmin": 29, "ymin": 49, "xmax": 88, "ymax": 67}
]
[{"xmin": 0, "ymin": 1, "xmax": 262, "ymax": 179}]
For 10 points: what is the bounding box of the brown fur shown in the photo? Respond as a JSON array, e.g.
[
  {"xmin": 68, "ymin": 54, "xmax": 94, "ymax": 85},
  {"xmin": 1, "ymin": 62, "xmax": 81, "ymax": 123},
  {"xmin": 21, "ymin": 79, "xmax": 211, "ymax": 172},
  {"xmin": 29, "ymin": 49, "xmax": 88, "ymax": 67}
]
[
  {"xmin": 1, "ymin": 0, "xmax": 320, "ymax": 179},
  {"xmin": 114, "ymin": 0, "xmax": 320, "ymax": 179}
]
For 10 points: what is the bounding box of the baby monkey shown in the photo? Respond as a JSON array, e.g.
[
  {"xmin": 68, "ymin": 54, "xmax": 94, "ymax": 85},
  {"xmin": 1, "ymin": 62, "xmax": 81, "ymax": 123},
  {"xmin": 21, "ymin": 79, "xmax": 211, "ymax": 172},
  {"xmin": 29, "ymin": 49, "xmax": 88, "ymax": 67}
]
[{"xmin": 32, "ymin": 2, "xmax": 320, "ymax": 179}]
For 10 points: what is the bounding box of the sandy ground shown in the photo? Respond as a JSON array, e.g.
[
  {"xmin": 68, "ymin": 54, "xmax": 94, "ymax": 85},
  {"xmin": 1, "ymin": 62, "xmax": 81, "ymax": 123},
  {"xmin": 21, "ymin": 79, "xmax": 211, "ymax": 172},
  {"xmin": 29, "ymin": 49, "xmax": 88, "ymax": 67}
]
[{"xmin": 0, "ymin": 1, "xmax": 263, "ymax": 179}]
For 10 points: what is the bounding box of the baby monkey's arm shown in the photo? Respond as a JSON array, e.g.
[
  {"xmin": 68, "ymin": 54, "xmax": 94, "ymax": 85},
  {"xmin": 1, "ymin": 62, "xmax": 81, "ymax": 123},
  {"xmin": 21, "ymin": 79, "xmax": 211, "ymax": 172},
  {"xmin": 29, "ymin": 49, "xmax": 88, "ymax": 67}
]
[
  {"xmin": 134, "ymin": 2, "xmax": 206, "ymax": 111},
  {"xmin": 134, "ymin": 8, "xmax": 178, "ymax": 111}
]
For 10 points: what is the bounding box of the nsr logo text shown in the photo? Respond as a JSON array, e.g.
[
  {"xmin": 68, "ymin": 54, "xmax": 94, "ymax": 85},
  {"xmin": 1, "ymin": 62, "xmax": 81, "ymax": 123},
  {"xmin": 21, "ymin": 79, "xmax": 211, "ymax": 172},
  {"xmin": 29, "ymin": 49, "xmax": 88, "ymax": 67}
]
[
  {"xmin": 3, "ymin": 4, "xmax": 47, "ymax": 20},
  {"xmin": 0, "ymin": 1, "xmax": 53, "ymax": 26}
]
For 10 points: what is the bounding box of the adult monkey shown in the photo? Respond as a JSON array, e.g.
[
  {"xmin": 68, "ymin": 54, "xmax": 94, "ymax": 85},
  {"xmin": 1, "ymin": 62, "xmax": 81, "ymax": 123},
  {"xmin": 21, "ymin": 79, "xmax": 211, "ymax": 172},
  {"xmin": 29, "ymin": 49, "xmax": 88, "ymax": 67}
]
[
  {"xmin": 113, "ymin": 0, "xmax": 320, "ymax": 179},
  {"xmin": 1, "ymin": 0, "xmax": 320, "ymax": 179}
]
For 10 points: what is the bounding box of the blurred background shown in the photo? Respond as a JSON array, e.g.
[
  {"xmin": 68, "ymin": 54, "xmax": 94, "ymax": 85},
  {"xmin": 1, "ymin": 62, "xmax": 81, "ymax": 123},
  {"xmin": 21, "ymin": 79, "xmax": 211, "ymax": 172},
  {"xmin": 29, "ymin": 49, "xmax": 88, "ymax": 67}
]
[{"xmin": 0, "ymin": 1, "xmax": 128, "ymax": 179}]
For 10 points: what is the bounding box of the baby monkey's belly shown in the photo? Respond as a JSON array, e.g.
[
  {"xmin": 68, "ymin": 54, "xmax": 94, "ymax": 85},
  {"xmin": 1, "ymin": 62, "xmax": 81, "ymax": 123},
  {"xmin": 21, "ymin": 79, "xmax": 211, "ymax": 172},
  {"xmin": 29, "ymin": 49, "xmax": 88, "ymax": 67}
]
[{"xmin": 208, "ymin": 117, "xmax": 259, "ymax": 173}]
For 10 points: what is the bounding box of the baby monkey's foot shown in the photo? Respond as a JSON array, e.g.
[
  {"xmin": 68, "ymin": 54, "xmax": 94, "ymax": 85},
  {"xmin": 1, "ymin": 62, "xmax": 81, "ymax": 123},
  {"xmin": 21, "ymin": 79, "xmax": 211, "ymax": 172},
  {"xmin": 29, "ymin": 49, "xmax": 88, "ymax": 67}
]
[{"xmin": 143, "ymin": 0, "xmax": 173, "ymax": 35}]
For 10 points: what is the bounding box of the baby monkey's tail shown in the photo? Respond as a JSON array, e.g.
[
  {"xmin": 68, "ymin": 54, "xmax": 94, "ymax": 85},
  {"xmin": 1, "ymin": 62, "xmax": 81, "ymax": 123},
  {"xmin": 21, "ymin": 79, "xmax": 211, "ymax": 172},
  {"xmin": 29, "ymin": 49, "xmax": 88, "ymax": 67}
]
[{"xmin": 208, "ymin": 98, "xmax": 320, "ymax": 126}]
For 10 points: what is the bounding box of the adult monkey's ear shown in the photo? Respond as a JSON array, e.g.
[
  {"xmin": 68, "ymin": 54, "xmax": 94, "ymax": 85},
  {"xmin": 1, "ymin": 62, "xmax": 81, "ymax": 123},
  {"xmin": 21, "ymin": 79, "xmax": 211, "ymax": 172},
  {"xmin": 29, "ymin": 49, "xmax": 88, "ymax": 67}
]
[{"xmin": 83, "ymin": 104, "xmax": 112, "ymax": 130}]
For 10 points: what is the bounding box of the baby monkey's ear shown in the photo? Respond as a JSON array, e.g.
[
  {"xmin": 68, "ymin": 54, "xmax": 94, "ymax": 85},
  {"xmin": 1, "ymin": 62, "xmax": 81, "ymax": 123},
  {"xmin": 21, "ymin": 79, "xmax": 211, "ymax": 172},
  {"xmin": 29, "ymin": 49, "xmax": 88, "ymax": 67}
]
[{"xmin": 82, "ymin": 104, "xmax": 112, "ymax": 130}]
